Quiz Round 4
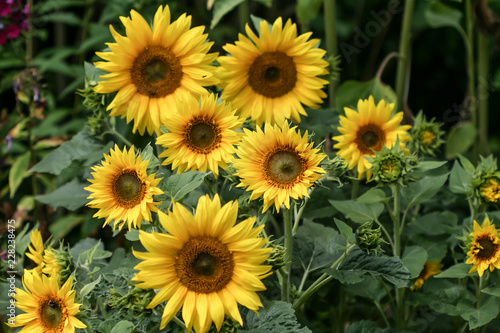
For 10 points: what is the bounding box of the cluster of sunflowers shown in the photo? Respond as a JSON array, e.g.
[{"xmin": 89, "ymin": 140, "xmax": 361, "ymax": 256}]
[{"xmin": 7, "ymin": 4, "xmax": 500, "ymax": 333}]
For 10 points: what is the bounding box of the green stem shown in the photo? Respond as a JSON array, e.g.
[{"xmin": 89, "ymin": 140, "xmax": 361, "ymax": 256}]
[
  {"xmin": 282, "ymin": 206, "xmax": 294, "ymax": 303},
  {"xmin": 374, "ymin": 301, "xmax": 391, "ymax": 329},
  {"xmin": 351, "ymin": 179, "xmax": 359, "ymax": 200},
  {"xmin": 292, "ymin": 244, "xmax": 356, "ymax": 310},
  {"xmin": 26, "ymin": 0, "xmax": 34, "ymax": 63},
  {"xmin": 465, "ymin": 0, "xmax": 478, "ymax": 161},
  {"xmin": 395, "ymin": 0, "xmax": 416, "ymax": 112},
  {"xmin": 103, "ymin": 129, "xmax": 133, "ymax": 147},
  {"xmin": 293, "ymin": 192, "xmax": 311, "ymax": 235},
  {"xmin": 477, "ymin": 31, "xmax": 490, "ymax": 157},
  {"xmin": 172, "ymin": 316, "xmax": 188, "ymax": 332},
  {"xmin": 324, "ymin": 0, "xmax": 338, "ymax": 106},
  {"xmin": 238, "ymin": 0, "xmax": 249, "ymax": 33},
  {"xmin": 473, "ymin": 275, "xmax": 487, "ymax": 333},
  {"xmin": 391, "ymin": 184, "xmax": 404, "ymax": 329}
]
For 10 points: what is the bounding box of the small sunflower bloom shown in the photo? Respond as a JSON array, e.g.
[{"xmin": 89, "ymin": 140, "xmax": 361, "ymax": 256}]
[
  {"xmin": 132, "ymin": 194, "xmax": 272, "ymax": 333},
  {"xmin": 411, "ymin": 260, "xmax": 443, "ymax": 291},
  {"xmin": 7, "ymin": 270, "xmax": 86, "ymax": 332},
  {"xmin": 233, "ymin": 122, "xmax": 326, "ymax": 212},
  {"xmin": 94, "ymin": 5, "xmax": 218, "ymax": 135},
  {"xmin": 466, "ymin": 217, "xmax": 500, "ymax": 277},
  {"xmin": 156, "ymin": 93, "xmax": 243, "ymax": 176},
  {"xmin": 85, "ymin": 144, "xmax": 163, "ymax": 231},
  {"xmin": 217, "ymin": 17, "xmax": 329, "ymax": 126},
  {"xmin": 333, "ymin": 96, "xmax": 411, "ymax": 180},
  {"xmin": 480, "ymin": 177, "xmax": 500, "ymax": 203},
  {"xmin": 25, "ymin": 229, "xmax": 44, "ymax": 274}
]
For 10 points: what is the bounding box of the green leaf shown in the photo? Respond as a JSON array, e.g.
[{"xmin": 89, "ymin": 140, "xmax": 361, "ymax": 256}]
[
  {"xmin": 83, "ymin": 61, "xmax": 107, "ymax": 85},
  {"xmin": 412, "ymin": 280, "xmax": 474, "ymax": 316},
  {"xmin": 297, "ymin": 107, "xmax": 338, "ymax": 138},
  {"xmin": 210, "ymin": 0, "xmax": 245, "ymax": 29},
  {"xmin": 80, "ymin": 274, "xmax": 102, "ymax": 298},
  {"xmin": 296, "ymin": 0, "xmax": 323, "ymax": 23},
  {"xmin": 416, "ymin": 161, "xmax": 448, "ymax": 173},
  {"xmin": 457, "ymin": 154, "xmax": 475, "ymax": 173},
  {"xmin": 400, "ymin": 173, "xmax": 449, "ymax": 208},
  {"xmin": 435, "ymin": 263, "xmax": 473, "ymax": 279},
  {"xmin": 329, "ymin": 199, "xmax": 384, "ymax": 224},
  {"xmin": 140, "ymin": 143, "xmax": 160, "ymax": 174},
  {"xmin": 482, "ymin": 280, "xmax": 500, "ymax": 297},
  {"xmin": 34, "ymin": 179, "xmax": 89, "ymax": 211},
  {"xmin": 9, "ymin": 151, "xmax": 31, "ymax": 198},
  {"xmin": 345, "ymin": 320, "xmax": 402, "ymax": 333},
  {"xmin": 449, "ymin": 160, "xmax": 473, "ymax": 194},
  {"xmin": 356, "ymin": 188, "xmax": 388, "ymax": 203},
  {"xmin": 425, "ymin": 1, "xmax": 463, "ymax": 31},
  {"xmin": 162, "ymin": 171, "xmax": 209, "ymax": 202},
  {"xmin": 49, "ymin": 214, "xmax": 83, "ymax": 239},
  {"xmin": 459, "ymin": 296, "xmax": 500, "ymax": 330},
  {"xmin": 406, "ymin": 211, "xmax": 460, "ymax": 236},
  {"xmin": 241, "ymin": 300, "xmax": 311, "ymax": 332},
  {"xmin": 335, "ymin": 78, "xmax": 397, "ymax": 114},
  {"xmin": 71, "ymin": 238, "xmax": 101, "ymax": 265},
  {"xmin": 334, "ymin": 218, "xmax": 353, "ymax": 243},
  {"xmin": 330, "ymin": 247, "xmax": 411, "ymax": 288},
  {"xmin": 110, "ymin": 320, "xmax": 135, "ymax": 333},
  {"xmin": 125, "ymin": 228, "xmax": 140, "ymax": 242},
  {"xmin": 445, "ymin": 122, "xmax": 477, "ymax": 159},
  {"xmin": 30, "ymin": 129, "xmax": 109, "ymax": 175},
  {"xmin": 401, "ymin": 246, "xmax": 428, "ymax": 279},
  {"xmin": 325, "ymin": 269, "xmax": 366, "ymax": 284},
  {"xmin": 44, "ymin": 12, "xmax": 82, "ymax": 25},
  {"xmin": 345, "ymin": 276, "xmax": 387, "ymax": 304},
  {"xmin": 293, "ymin": 221, "xmax": 346, "ymax": 273},
  {"xmin": 78, "ymin": 241, "xmax": 112, "ymax": 266}
]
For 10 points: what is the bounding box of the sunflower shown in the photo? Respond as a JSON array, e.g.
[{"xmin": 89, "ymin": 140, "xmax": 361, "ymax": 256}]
[
  {"xmin": 156, "ymin": 93, "xmax": 243, "ymax": 176},
  {"xmin": 217, "ymin": 17, "xmax": 329, "ymax": 126},
  {"xmin": 132, "ymin": 194, "xmax": 272, "ymax": 333},
  {"xmin": 233, "ymin": 122, "xmax": 326, "ymax": 212},
  {"xmin": 410, "ymin": 260, "xmax": 443, "ymax": 291},
  {"xmin": 480, "ymin": 177, "xmax": 500, "ymax": 203},
  {"xmin": 7, "ymin": 270, "xmax": 86, "ymax": 332},
  {"xmin": 94, "ymin": 5, "xmax": 218, "ymax": 135},
  {"xmin": 85, "ymin": 144, "xmax": 163, "ymax": 231},
  {"xmin": 332, "ymin": 96, "xmax": 412, "ymax": 180},
  {"xmin": 466, "ymin": 217, "xmax": 500, "ymax": 277},
  {"xmin": 25, "ymin": 229, "xmax": 44, "ymax": 274}
]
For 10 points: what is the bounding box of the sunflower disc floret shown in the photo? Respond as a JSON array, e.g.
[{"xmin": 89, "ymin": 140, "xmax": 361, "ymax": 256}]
[{"xmin": 465, "ymin": 217, "xmax": 500, "ymax": 277}]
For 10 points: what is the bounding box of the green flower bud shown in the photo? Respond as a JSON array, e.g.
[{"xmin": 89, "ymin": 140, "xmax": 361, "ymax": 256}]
[
  {"xmin": 355, "ymin": 221, "xmax": 388, "ymax": 255},
  {"xmin": 409, "ymin": 110, "xmax": 445, "ymax": 157},
  {"xmin": 266, "ymin": 243, "xmax": 285, "ymax": 270}
]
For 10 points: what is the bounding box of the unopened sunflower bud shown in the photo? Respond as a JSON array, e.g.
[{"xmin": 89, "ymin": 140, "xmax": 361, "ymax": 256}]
[
  {"xmin": 479, "ymin": 177, "xmax": 500, "ymax": 203},
  {"xmin": 266, "ymin": 243, "xmax": 286, "ymax": 270},
  {"xmin": 409, "ymin": 111, "xmax": 445, "ymax": 157},
  {"xmin": 108, "ymin": 285, "xmax": 156, "ymax": 315},
  {"xmin": 366, "ymin": 140, "xmax": 419, "ymax": 186},
  {"xmin": 355, "ymin": 221, "xmax": 388, "ymax": 255},
  {"xmin": 42, "ymin": 243, "xmax": 73, "ymax": 284}
]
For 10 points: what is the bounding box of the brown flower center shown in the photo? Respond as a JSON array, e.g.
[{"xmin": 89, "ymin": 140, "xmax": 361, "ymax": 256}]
[
  {"xmin": 130, "ymin": 45, "xmax": 183, "ymax": 98},
  {"xmin": 184, "ymin": 117, "xmax": 221, "ymax": 154},
  {"xmin": 263, "ymin": 148, "xmax": 306, "ymax": 188},
  {"xmin": 477, "ymin": 237, "xmax": 497, "ymax": 259},
  {"xmin": 175, "ymin": 236, "xmax": 234, "ymax": 293},
  {"xmin": 248, "ymin": 51, "xmax": 297, "ymax": 98},
  {"xmin": 355, "ymin": 124, "xmax": 386, "ymax": 154},
  {"xmin": 39, "ymin": 298, "xmax": 67, "ymax": 332},
  {"xmin": 112, "ymin": 170, "xmax": 146, "ymax": 208}
]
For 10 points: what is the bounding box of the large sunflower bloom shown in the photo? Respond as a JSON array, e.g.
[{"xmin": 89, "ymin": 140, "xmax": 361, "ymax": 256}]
[
  {"xmin": 133, "ymin": 194, "xmax": 272, "ymax": 333},
  {"xmin": 410, "ymin": 260, "xmax": 443, "ymax": 291},
  {"xmin": 7, "ymin": 270, "xmax": 86, "ymax": 332},
  {"xmin": 85, "ymin": 145, "xmax": 163, "ymax": 231},
  {"xmin": 217, "ymin": 17, "xmax": 329, "ymax": 126},
  {"xmin": 233, "ymin": 122, "xmax": 326, "ymax": 212},
  {"xmin": 94, "ymin": 5, "xmax": 218, "ymax": 135},
  {"xmin": 332, "ymin": 96, "xmax": 411, "ymax": 180},
  {"xmin": 466, "ymin": 217, "xmax": 500, "ymax": 277},
  {"xmin": 156, "ymin": 93, "xmax": 243, "ymax": 176}
]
